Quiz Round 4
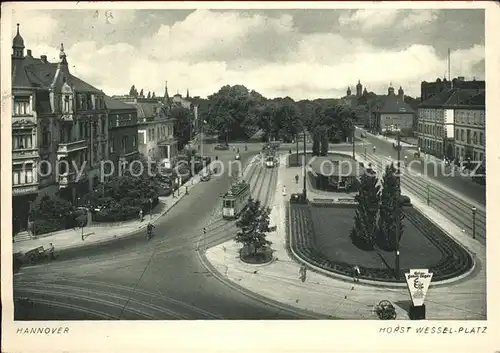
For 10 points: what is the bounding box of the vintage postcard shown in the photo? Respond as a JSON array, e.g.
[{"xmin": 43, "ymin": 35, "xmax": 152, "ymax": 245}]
[{"xmin": 1, "ymin": 1, "xmax": 499, "ymax": 353}]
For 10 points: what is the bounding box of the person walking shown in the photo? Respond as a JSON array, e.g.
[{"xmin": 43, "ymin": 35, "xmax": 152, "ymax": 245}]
[
  {"xmin": 139, "ymin": 209, "xmax": 144, "ymax": 222},
  {"xmin": 47, "ymin": 242, "xmax": 56, "ymax": 260},
  {"xmin": 295, "ymin": 174, "xmax": 299, "ymax": 184},
  {"xmin": 299, "ymin": 264, "xmax": 307, "ymax": 283},
  {"xmin": 352, "ymin": 265, "xmax": 360, "ymax": 282}
]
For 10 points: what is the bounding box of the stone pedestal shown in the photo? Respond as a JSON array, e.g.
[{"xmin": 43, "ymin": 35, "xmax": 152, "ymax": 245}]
[{"xmin": 409, "ymin": 304, "xmax": 426, "ymax": 320}]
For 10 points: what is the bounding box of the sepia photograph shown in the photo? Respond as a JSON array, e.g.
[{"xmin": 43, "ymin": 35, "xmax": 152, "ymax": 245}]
[{"xmin": 1, "ymin": 2, "xmax": 498, "ymax": 353}]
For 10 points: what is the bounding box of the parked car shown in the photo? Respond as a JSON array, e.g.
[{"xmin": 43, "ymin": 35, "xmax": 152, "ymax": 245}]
[{"xmin": 214, "ymin": 144, "xmax": 229, "ymax": 150}]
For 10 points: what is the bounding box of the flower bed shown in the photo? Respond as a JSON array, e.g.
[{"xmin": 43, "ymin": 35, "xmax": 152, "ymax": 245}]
[{"xmin": 288, "ymin": 203, "xmax": 473, "ymax": 283}]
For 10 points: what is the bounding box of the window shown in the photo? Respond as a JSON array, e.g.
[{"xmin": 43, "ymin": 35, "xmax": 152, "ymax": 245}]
[
  {"xmin": 110, "ymin": 138, "xmax": 114, "ymax": 153},
  {"xmin": 13, "ymin": 134, "xmax": 32, "ymax": 149},
  {"xmin": 122, "ymin": 137, "xmax": 127, "ymax": 153},
  {"xmin": 147, "ymin": 129, "xmax": 151, "ymax": 142},
  {"xmin": 12, "ymin": 165, "xmax": 33, "ymax": 185},
  {"xmin": 473, "ymin": 132, "xmax": 478, "ymax": 145},
  {"xmin": 63, "ymin": 95, "xmax": 70, "ymax": 113},
  {"xmin": 473, "ymin": 111, "xmax": 478, "ymax": 125},
  {"xmin": 152, "ymin": 128, "xmax": 155, "ymax": 141},
  {"xmin": 101, "ymin": 144, "xmax": 106, "ymax": 157},
  {"xmin": 455, "ymin": 129, "xmax": 459, "ymax": 140},
  {"xmin": 42, "ymin": 126, "xmax": 50, "ymax": 146},
  {"xmin": 461, "ymin": 130, "xmax": 465, "ymax": 141},
  {"xmin": 139, "ymin": 131, "xmax": 145, "ymax": 144},
  {"xmin": 480, "ymin": 132, "xmax": 484, "ymax": 146},
  {"xmin": 132, "ymin": 135, "xmax": 137, "ymax": 147},
  {"xmin": 466, "ymin": 130, "xmax": 471, "ymax": 144},
  {"xmin": 14, "ymin": 97, "xmax": 31, "ymax": 115},
  {"xmin": 101, "ymin": 119, "xmax": 106, "ymax": 134}
]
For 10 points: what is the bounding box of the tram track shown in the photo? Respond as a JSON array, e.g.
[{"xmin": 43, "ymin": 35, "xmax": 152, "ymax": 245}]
[
  {"xmin": 15, "ymin": 277, "xmax": 223, "ymax": 319},
  {"xmin": 363, "ymin": 153, "xmax": 486, "ymax": 242}
]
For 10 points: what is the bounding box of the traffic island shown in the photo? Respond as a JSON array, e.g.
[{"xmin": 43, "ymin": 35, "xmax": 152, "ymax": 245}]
[
  {"xmin": 287, "ymin": 202, "xmax": 474, "ymax": 284},
  {"xmin": 239, "ymin": 246, "xmax": 274, "ymax": 265}
]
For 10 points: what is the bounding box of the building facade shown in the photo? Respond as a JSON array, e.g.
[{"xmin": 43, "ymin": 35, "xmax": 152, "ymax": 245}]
[
  {"xmin": 11, "ymin": 25, "xmax": 109, "ymax": 235},
  {"xmin": 114, "ymin": 92, "xmax": 177, "ymax": 163},
  {"xmin": 373, "ymin": 85, "xmax": 415, "ymax": 136},
  {"xmin": 104, "ymin": 96, "xmax": 139, "ymax": 170},
  {"xmin": 417, "ymin": 87, "xmax": 485, "ymax": 161}
]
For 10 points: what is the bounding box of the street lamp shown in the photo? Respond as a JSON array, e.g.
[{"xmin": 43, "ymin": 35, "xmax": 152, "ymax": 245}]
[
  {"xmin": 472, "ymin": 206, "xmax": 477, "ymax": 239},
  {"xmin": 395, "ymin": 130, "xmax": 401, "ymax": 280}
]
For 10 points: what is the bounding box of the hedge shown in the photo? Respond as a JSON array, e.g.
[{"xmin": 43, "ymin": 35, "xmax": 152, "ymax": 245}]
[{"xmin": 93, "ymin": 205, "xmax": 141, "ymax": 222}]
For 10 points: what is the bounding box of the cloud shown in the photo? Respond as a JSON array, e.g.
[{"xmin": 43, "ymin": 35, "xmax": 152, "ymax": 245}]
[
  {"xmin": 12, "ymin": 10, "xmax": 57, "ymax": 45},
  {"xmin": 338, "ymin": 9, "xmax": 439, "ymax": 31},
  {"xmin": 10, "ymin": 9, "xmax": 485, "ymax": 100},
  {"xmin": 338, "ymin": 9, "xmax": 401, "ymax": 30}
]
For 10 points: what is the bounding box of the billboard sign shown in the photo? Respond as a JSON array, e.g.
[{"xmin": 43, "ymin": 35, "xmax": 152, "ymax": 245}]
[{"xmin": 405, "ymin": 269, "xmax": 433, "ymax": 307}]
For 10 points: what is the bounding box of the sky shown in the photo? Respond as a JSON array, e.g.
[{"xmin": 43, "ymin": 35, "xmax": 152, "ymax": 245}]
[{"xmin": 10, "ymin": 7, "xmax": 485, "ymax": 100}]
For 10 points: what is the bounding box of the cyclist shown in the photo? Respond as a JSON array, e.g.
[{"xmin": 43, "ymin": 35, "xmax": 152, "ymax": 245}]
[{"xmin": 146, "ymin": 223, "xmax": 155, "ymax": 240}]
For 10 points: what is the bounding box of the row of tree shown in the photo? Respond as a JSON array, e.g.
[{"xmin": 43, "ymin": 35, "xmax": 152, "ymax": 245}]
[
  {"xmin": 198, "ymin": 85, "xmax": 356, "ymax": 144},
  {"xmin": 351, "ymin": 163, "xmax": 405, "ymax": 251}
]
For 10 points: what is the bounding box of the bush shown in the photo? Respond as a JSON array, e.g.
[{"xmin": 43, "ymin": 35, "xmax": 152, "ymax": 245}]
[
  {"xmin": 30, "ymin": 219, "xmax": 66, "ymax": 235},
  {"xmin": 93, "ymin": 205, "xmax": 141, "ymax": 222}
]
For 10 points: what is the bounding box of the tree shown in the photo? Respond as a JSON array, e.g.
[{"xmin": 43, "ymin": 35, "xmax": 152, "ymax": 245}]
[
  {"xmin": 377, "ymin": 163, "xmax": 405, "ymax": 251},
  {"xmin": 139, "ymin": 89, "xmax": 144, "ymax": 98},
  {"xmin": 171, "ymin": 106, "xmax": 193, "ymax": 151},
  {"xmin": 147, "ymin": 91, "xmax": 151, "ymax": 99},
  {"xmin": 129, "ymin": 85, "xmax": 136, "ymax": 97},
  {"xmin": 152, "ymin": 92, "xmax": 156, "ymax": 99},
  {"xmin": 235, "ymin": 198, "xmax": 272, "ymax": 257},
  {"xmin": 350, "ymin": 166, "xmax": 380, "ymax": 250}
]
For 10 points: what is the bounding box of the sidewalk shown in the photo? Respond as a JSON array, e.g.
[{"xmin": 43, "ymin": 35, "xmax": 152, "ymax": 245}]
[
  {"xmin": 13, "ymin": 163, "xmax": 214, "ymax": 255},
  {"xmin": 204, "ymin": 153, "xmax": 486, "ymax": 319}
]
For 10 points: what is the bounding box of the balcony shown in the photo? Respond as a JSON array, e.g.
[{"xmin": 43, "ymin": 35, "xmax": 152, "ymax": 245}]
[
  {"xmin": 12, "ymin": 148, "xmax": 39, "ymax": 161},
  {"xmin": 57, "ymin": 139, "xmax": 88, "ymax": 156},
  {"xmin": 12, "ymin": 182, "xmax": 39, "ymax": 196},
  {"xmin": 58, "ymin": 172, "xmax": 78, "ymax": 188}
]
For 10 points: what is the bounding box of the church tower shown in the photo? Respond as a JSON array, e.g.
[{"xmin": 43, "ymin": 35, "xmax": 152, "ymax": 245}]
[
  {"xmin": 388, "ymin": 82, "xmax": 395, "ymax": 95},
  {"xmin": 163, "ymin": 81, "xmax": 170, "ymax": 104},
  {"xmin": 398, "ymin": 86, "xmax": 404, "ymax": 102},
  {"xmin": 356, "ymin": 80, "xmax": 362, "ymax": 97},
  {"xmin": 346, "ymin": 86, "xmax": 352, "ymax": 96},
  {"xmin": 186, "ymin": 89, "xmax": 190, "ymax": 99},
  {"xmin": 12, "ymin": 24, "xmax": 25, "ymax": 58}
]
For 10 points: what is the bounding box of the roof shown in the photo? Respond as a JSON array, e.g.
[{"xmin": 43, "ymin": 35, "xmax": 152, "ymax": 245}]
[
  {"xmin": 12, "ymin": 56, "xmax": 102, "ymax": 93},
  {"xmin": 120, "ymin": 100, "xmax": 168, "ymax": 120},
  {"xmin": 224, "ymin": 181, "xmax": 250, "ymax": 198},
  {"xmin": 309, "ymin": 156, "xmax": 364, "ymax": 177},
  {"xmin": 419, "ymin": 88, "xmax": 484, "ymax": 108},
  {"xmin": 104, "ymin": 96, "xmax": 136, "ymax": 111},
  {"xmin": 377, "ymin": 94, "xmax": 415, "ymax": 114}
]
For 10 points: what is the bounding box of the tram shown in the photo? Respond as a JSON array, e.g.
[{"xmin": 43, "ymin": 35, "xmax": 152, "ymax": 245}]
[
  {"xmin": 222, "ymin": 180, "xmax": 251, "ymax": 219},
  {"xmin": 265, "ymin": 156, "xmax": 275, "ymax": 168}
]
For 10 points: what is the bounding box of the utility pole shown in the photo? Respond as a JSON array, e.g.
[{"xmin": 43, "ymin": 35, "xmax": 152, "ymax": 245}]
[
  {"xmin": 395, "ymin": 129, "xmax": 401, "ymax": 280},
  {"xmin": 303, "ymin": 128, "xmax": 307, "ymax": 199},
  {"xmin": 352, "ymin": 124, "xmax": 356, "ymax": 160}
]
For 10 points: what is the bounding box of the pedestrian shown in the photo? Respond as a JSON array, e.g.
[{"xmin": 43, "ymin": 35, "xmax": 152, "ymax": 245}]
[
  {"xmin": 352, "ymin": 265, "xmax": 360, "ymax": 282},
  {"xmin": 47, "ymin": 242, "xmax": 56, "ymax": 260},
  {"xmin": 139, "ymin": 209, "xmax": 144, "ymax": 222},
  {"xmin": 295, "ymin": 174, "xmax": 299, "ymax": 184},
  {"xmin": 299, "ymin": 264, "xmax": 307, "ymax": 283}
]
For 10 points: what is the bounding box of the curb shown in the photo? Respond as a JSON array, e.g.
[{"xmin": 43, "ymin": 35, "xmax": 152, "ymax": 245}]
[{"xmin": 196, "ymin": 249, "xmax": 331, "ymax": 319}]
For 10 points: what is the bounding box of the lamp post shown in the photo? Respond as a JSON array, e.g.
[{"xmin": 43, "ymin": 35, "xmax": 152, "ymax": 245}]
[
  {"xmin": 149, "ymin": 198, "xmax": 153, "ymax": 221},
  {"xmin": 395, "ymin": 130, "xmax": 401, "ymax": 280},
  {"xmin": 303, "ymin": 128, "xmax": 307, "ymax": 200},
  {"xmin": 352, "ymin": 124, "xmax": 356, "ymax": 160},
  {"xmin": 472, "ymin": 206, "xmax": 477, "ymax": 239}
]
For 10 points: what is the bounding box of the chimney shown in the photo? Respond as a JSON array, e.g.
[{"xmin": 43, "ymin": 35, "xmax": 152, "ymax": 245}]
[
  {"xmin": 27, "ymin": 49, "xmax": 32, "ymax": 57},
  {"xmin": 40, "ymin": 55, "xmax": 47, "ymax": 63}
]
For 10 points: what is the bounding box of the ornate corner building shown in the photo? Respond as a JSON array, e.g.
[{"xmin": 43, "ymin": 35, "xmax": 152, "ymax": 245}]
[{"xmin": 11, "ymin": 24, "xmax": 139, "ymax": 236}]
